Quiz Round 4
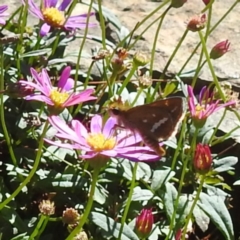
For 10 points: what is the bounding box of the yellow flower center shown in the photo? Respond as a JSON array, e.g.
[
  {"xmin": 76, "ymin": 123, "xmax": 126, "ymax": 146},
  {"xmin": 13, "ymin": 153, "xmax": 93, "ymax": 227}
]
[
  {"xmin": 195, "ymin": 104, "xmax": 205, "ymax": 117},
  {"xmin": 42, "ymin": 7, "xmax": 66, "ymax": 27},
  {"xmin": 50, "ymin": 89, "xmax": 69, "ymax": 107},
  {"xmin": 86, "ymin": 133, "xmax": 116, "ymax": 152}
]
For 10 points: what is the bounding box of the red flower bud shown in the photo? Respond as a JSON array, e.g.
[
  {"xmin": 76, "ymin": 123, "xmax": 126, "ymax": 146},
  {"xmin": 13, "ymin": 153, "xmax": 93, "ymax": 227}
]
[
  {"xmin": 210, "ymin": 40, "xmax": 230, "ymax": 60},
  {"xmin": 194, "ymin": 144, "xmax": 212, "ymax": 174},
  {"xmin": 175, "ymin": 229, "xmax": 182, "ymax": 240},
  {"xmin": 135, "ymin": 209, "xmax": 153, "ymax": 238},
  {"xmin": 187, "ymin": 14, "xmax": 207, "ymax": 32},
  {"xmin": 202, "ymin": 0, "xmax": 211, "ymax": 5}
]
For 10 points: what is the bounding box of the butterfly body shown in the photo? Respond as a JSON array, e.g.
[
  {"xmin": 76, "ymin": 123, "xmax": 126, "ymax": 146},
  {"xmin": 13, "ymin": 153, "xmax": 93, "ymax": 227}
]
[{"xmin": 109, "ymin": 97, "xmax": 186, "ymax": 155}]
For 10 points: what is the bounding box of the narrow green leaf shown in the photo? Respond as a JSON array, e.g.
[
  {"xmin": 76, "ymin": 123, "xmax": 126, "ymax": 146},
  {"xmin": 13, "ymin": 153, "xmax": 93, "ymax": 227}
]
[
  {"xmin": 193, "ymin": 204, "xmax": 210, "ymax": 232},
  {"xmin": 163, "ymin": 182, "xmax": 178, "ymax": 220},
  {"xmin": 90, "ymin": 212, "xmax": 139, "ymax": 240},
  {"xmin": 198, "ymin": 192, "xmax": 234, "ymax": 240},
  {"xmin": 20, "ymin": 48, "xmax": 52, "ymax": 58},
  {"xmin": 213, "ymin": 156, "xmax": 238, "ymax": 173},
  {"xmin": 132, "ymin": 186, "xmax": 153, "ymax": 201},
  {"xmin": 151, "ymin": 169, "xmax": 175, "ymax": 191}
]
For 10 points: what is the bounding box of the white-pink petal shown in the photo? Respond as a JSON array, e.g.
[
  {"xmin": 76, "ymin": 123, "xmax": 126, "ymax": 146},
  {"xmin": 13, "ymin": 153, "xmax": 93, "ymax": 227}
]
[{"xmin": 90, "ymin": 115, "xmax": 102, "ymax": 133}]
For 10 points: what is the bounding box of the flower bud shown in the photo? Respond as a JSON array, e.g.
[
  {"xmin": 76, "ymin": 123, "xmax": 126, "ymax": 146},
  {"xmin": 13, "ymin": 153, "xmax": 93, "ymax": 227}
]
[
  {"xmin": 210, "ymin": 40, "xmax": 230, "ymax": 60},
  {"xmin": 202, "ymin": 0, "xmax": 211, "ymax": 5},
  {"xmin": 135, "ymin": 209, "xmax": 153, "ymax": 238},
  {"xmin": 138, "ymin": 75, "xmax": 152, "ymax": 89},
  {"xmin": 39, "ymin": 200, "xmax": 55, "ymax": 216},
  {"xmin": 74, "ymin": 231, "xmax": 88, "ymax": 240},
  {"xmin": 187, "ymin": 14, "xmax": 207, "ymax": 32},
  {"xmin": 194, "ymin": 144, "xmax": 212, "ymax": 174},
  {"xmin": 171, "ymin": 0, "xmax": 187, "ymax": 8},
  {"xmin": 133, "ymin": 52, "xmax": 149, "ymax": 67},
  {"xmin": 62, "ymin": 208, "xmax": 80, "ymax": 225}
]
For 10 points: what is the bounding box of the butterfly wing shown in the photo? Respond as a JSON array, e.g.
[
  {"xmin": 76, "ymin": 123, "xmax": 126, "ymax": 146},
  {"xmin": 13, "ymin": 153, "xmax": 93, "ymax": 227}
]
[
  {"xmin": 111, "ymin": 97, "xmax": 186, "ymax": 155},
  {"xmin": 122, "ymin": 97, "xmax": 186, "ymax": 141}
]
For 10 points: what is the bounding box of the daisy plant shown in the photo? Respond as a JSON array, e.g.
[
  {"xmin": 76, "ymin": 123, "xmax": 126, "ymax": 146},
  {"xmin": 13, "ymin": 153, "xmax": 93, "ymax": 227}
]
[
  {"xmin": 23, "ymin": 0, "xmax": 96, "ymax": 36},
  {"xmin": 46, "ymin": 114, "xmax": 161, "ymax": 162},
  {"xmin": 187, "ymin": 85, "xmax": 235, "ymax": 128},
  {"xmin": 19, "ymin": 66, "xmax": 96, "ymax": 112}
]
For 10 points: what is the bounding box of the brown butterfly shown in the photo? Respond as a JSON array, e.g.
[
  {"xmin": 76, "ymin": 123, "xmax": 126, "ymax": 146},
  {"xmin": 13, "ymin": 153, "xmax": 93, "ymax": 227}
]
[{"xmin": 109, "ymin": 97, "xmax": 186, "ymax": 156}]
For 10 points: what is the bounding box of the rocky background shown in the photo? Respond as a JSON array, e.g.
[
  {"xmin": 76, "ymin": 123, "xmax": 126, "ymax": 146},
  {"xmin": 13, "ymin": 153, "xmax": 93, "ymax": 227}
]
[
  {"xmin": 3, "ymin": 0, "xmax": 240, "ymax": 140},
  {"xmin": 3, "ymin": 0, "xmax": 240, "ymax": 85}
]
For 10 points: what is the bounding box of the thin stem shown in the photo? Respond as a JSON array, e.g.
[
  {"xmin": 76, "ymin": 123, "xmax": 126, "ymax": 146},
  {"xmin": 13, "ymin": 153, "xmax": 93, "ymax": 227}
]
[
  {"xmin": 127, "ymin": 0, "xmax": 171, "ymax": 49},
  {"xmin": 149, "ymin": 6, "xmax": 170, "ymax": 75},
  {"xmin": 0, "ymin": 46, "xmax": 20, "ymax": 178},
  {"xmin": 66, "ymin": 167, "xmax": 100, "ymax": 239},
  {"xmin": 117, "ymin": 64, "xmax": 138, "ymax": 95},
  {"xmin": 50, "ymin": 31, "xmax": 61, "ymax": 57},
  {"xmin": 179, "ymin": 0, "xmax": 238, "ymax": 75},
  {"xmin": 131, "ymin": 88, "xmax": 143, "ymax": 106},
  {"xmin": 151, "ymin": 29, "xmax": 188, "ymax": 102},
  {"xmin": 96, "ymin": 0, "xmax": 106, "ymax": 49},
  {"xmin": 72, "ymin": 61, "xmax": 95, "ymax": 117},
  {"xmin": 166, "ymin": 128, "xmax": 199, "ymax": 239},
  {"xmin": 0, "ymin": 121, "xmax": 49, "ymax": 210},
  {"xmin": 182, "ymin": 176, "xmax": 205, "ymax": 239},
  {"xmin": 36, "ymin": 215, "xmax": 49, "ymax": 239},
  {"xmin": 191, "ymin": 5, "xmax": 212, "ymax": 87},
  {"xmin": 198, "ymin": 31, "xmax": 225, "ymax": 101},
  {"xmin": 171, "ymin": 116, "xmax": 187, "ymax": 170},
  {"xmin": 208, "ymin": 108, "xmax": 227, "ymax": 144},
  {"xmin": 16, "ymin": 5, "xmax": 27, "ymax": 77},
  {"xmin": 74, "ymin": 0, "xmax": 94, "ymax": 90},
  {"xmin": 211, "ymin": 126, "xmax": 240, "ymax": 146},
  {"xmin": 161, "ymin": 28, "xmax": 188, "ymax": 79},
  {"xmin": 29, "ymin": 215, "xmax": 48, "ymax": 240},
  {"xmin": 117, "ymin": 162, "xmax": 138, "ymax": 240},
  {"xmin": 28, "ymin": 36, "xmax": 42, "ymax": 65}
]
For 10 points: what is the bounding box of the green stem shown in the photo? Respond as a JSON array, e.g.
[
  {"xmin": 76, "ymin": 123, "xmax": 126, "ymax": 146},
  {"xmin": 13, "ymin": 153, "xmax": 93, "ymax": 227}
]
[
  {"xmin": 29, "ymin": 215, "xmax": 48, "ymax": 240},
  {"xmin": 179, "ymin": 0, "xmax": 238, "ymax": 75},
  {"xmin": 66, "ymin": 167, "xmax": 100, "ymax": 239},
  {"xmin": 198, "ymin": 31, "xmax": 225, "ymax": 101},
  {"xmin": 72, "ymin": 61, "xmax": 95, "ymax": 117},
  {"xmin": 16, "ymin": 5, "xmax": 27, "ymax": 77},
  {"xmin": 171, "ymin": 116, "xmax": 187, "ymax": 170},
  {"xmin": 74, "ymin": 0, "xmax": 94, "ymax": 90},
  {"xmin": 151, "ymin": 29, "xmax": 188, "ymax": 102},
  {"xmin": 96, "ymin": 0, "xmax": 106, "ymax": 49},
  {"xmin": 0, "ymin": 47, "xmax": 18, "ymax": 168},
  {"xmin": 50, "ymin": 31, "xmax": 61, "ymax": 57},
  {"xmin": 36, "ymin": 215, "xmax": 49, "ymax": 239},
  {"xmin": 0, "ymin": 121, "xmax": 49, "ymax": 210},
  {"xmin": 149, "ymin": 6, "xmax": 170, "ymax": 75},
  {"xmin": 191, "ymin": 5, "xmax": 212, "ymax": 87},
  {"xmin": 208, "ymin": 108, "xmax": 226, "ymax": 144},
  {"xmin": 131, "ymin": 88, "xmax": 143, "ymax": 106},
  {"xmin": 191, "ymin": 60, "xmax": 207, "ymax": 88},
  {"xmin": 28, "ymin": 36, "xmax": 42, "ymax": 65},
  {"xmin": 166, "ymin": 128, "xmax": 199, "ymax": 239},
  {"xmin": 211, "ymin": 126, "xmax": 240, "ymax": 146},
  {"xmin": 182, "ymin": 176, "xmax": 205, "ymax": 240},
  {"xmin": 161, "ymin": 28, "xmax": 188, "ymax": 79},
  {"xmin": 107, "ymin": 69, "xmax": 118, "ymax": 97},
  {"xmin": 117, "ymin": 64, "xmax": 138, "ymax": 95},
  {"xmin": 117, "ymin": 162, "xmax": 138, "ymax": 240},
  {"xmin": 128, "ymin": 0, "xmax": 171, "ymax": 49}
]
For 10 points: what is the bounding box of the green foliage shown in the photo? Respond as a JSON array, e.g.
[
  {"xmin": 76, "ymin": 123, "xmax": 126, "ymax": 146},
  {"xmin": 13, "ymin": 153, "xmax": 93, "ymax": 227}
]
[{"xmin": 0, "ymin": 0, "xmax": 239, "ymax": 240}]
